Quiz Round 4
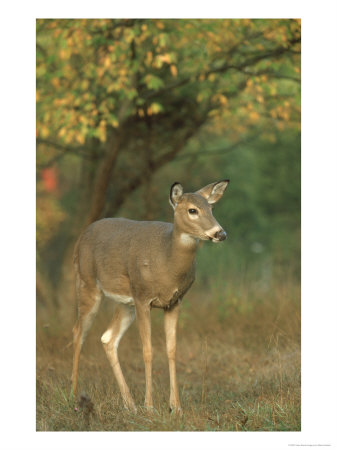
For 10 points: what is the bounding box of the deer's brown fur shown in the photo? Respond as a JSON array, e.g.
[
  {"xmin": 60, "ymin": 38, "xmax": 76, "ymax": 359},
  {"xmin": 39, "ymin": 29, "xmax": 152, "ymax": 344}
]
[{"xmin": 71, "ymin": 180, "xmax": 229, "ymax": 412}]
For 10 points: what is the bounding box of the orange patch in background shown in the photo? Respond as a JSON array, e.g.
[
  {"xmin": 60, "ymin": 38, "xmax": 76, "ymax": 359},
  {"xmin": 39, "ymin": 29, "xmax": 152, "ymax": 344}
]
[{"xmin": 42, "ymin": 167, "xmax": 58, "ymax": 192}]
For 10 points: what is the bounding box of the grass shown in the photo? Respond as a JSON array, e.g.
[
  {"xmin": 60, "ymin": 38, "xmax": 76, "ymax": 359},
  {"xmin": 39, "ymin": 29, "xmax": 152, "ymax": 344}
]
[{"xmin": 36, "ymin": 269, "xmax": 300, "ymax": 431}]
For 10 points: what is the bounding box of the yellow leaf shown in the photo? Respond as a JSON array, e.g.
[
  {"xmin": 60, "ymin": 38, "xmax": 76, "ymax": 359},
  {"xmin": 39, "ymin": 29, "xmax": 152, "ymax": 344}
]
[
  {"xmin": 76, "ymin": 133, "xmax": 85, "ymax": 144},
  {"xmin": 208, "ymin": 110, "xmax": 219, "ymax": 117},
  {"xmin": 219, "ymin": 95, "xmax": 228, "ymax": 106},
  {"xmin": 64, "ymin": 132, "xmax": 73, "ymax": 144},
  {"xmin": 40, "ymin": 125, "xmax": 49, "ymax": 138},
  {"xmin": 104, "ymin": 56, "xmax": 111, "ymax": 68},
  {"xmin": 170, "ymin": 65, "xmax": 178, "ymax": 77},
  {"xmin": 98, "ymin": 127, "xmax": 107, "ymax": 142},
  {"xmin": 81, "ymin": 79, "xmax": 89, "ymax": 90},
  {"xmin": 249, "ymin": 111, "xmax": 259, "ymax": 122},
  {"xmin": 51, "ymin": 77, "xmax": 60, "ymax": 88},
  {"xmin": 149, "ymin": 103, "xmax": 162, "ymax": 114},
  {"xmin": 97, "ymin": 67, "xmax": 104, "ymax": 78},
  {"xmin": 159, "ymin": 54, "xmax": 171, "ymax": 64},
  {"xmin": 146, "ymin": 51, "xmax": 153, "ymax": 65},
  {"xmin": 58, "ymin": 127, "xmax": 67, "ymax": 138},
  {"xmin": 59, "ymin": 49, "xmax": 70, "ymax": 60}
]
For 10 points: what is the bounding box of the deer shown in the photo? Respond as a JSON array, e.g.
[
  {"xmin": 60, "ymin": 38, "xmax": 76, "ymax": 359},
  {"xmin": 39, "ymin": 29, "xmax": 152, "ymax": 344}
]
[{"xmin": 71, "ymin": 180, "xmax": 229, "ymax": 413}]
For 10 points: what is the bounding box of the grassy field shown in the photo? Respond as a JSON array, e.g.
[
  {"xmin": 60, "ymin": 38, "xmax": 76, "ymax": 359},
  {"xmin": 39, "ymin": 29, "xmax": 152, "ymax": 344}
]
[{"xmin": 36, "ymin": 268, "xmax": 300, "ymax": 432}]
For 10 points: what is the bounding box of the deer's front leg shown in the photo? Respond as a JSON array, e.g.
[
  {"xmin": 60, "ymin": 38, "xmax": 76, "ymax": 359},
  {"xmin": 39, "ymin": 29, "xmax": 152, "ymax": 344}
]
[
  {"xmin": 135, "ymin": 302, "xmax": 153, "ymax": 409},
  {"xmin": 164, "ymin": 303, "xmax": 182, "ymax": 414}
]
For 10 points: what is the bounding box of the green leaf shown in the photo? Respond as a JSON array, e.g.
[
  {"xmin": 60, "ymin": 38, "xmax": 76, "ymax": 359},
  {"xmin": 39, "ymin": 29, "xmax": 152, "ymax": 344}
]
[{"xmin": 144, "ymin": 74, "xmax": 165, "ymax": 90}]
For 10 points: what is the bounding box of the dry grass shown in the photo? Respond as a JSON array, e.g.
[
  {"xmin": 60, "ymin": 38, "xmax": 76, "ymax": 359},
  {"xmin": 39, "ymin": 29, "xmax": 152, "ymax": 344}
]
[{"xmin": 36, "ymin": 273, "xmax": 300, "ymax": 431}]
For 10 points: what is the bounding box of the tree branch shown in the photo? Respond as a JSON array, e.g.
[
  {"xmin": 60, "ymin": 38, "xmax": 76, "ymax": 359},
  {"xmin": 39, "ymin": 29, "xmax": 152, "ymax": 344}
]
[
  {"xmin": 176, "ymin": 133, "xmax": 260, "ymax": 161},
  {"xmin": 36, "ymin": 138, "xmax": 103, "ymax": 170},
  {"xmin": 37, "ymin": 138, "xmax": 98, "ymax": 157},
  {"xmin": 144, "ymin": 38, "xmax": 301, "ymax": 100},
  {"xmin": 233, "ymin": 67, "xmax": 300, "ymax": 84},
  {"xmin": 37, "ymin": 152, "xmax": 68, "ymax": 170}
]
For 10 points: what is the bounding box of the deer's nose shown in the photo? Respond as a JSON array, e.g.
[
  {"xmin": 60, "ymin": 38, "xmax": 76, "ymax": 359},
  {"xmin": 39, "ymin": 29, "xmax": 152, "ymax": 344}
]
[{"xmin": 214, "ymin": 230, "xmax": 227, "ymax": 241}]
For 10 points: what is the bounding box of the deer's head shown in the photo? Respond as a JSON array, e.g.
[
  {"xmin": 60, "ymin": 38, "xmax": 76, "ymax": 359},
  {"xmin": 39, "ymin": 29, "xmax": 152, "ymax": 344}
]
[{"xmin": 169, "ymin": 180, "xmax": 229, "ymax": 243}]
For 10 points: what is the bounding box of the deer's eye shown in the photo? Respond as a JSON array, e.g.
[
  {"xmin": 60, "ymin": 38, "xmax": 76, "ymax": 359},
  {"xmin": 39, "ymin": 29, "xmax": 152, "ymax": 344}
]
[{"xmin": 188, "ymin": 208, "xmax": 198, "ymax": 215}]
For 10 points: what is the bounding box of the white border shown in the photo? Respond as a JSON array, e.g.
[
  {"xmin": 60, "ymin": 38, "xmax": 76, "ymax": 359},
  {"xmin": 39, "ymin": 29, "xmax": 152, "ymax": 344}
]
[{"xmin": 1, "ymin": 1, "xmax": 336, "ymax": 449}]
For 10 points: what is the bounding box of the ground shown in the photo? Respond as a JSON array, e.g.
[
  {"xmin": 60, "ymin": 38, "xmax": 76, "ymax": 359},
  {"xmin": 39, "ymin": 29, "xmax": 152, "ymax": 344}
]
[{"xmin": 36, "ymin": 276, "xmax": 300, "ymax": 431}]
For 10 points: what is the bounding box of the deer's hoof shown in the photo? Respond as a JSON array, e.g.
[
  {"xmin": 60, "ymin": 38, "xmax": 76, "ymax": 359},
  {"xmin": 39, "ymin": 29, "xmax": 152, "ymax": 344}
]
[
  {"xmin": 124, "ymin": 402, "xmax": 137, "ymax": 413},
  {"xmin": 144, "ymin": 404, "xmax": 156, "ymax": 413},
  {"xmin": 169, "ymin": 406, "xmax": 183, "ymax": 416}
]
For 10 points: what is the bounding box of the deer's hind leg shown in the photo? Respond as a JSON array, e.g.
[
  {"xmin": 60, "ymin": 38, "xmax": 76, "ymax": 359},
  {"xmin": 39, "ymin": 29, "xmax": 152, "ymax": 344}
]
[
  {"xmin": 164, "ymin": 302, "xmax": 182, "ymax": 414},
  {"xmin": 135, "ymin": 302, "xmax": 153, "ymax": 409},
  {"xmin": 71, "ymin": 277, "xmax": 102, "ymax": 397},
  {"xmin": 101, "ymin": 303, "xmax": 136, "ymax": 411}
]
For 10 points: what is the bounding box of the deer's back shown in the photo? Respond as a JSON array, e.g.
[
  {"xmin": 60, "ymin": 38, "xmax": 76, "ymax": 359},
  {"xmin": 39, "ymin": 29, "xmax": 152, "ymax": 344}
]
[{"xmin": 75, "ymin": 218, "xmax": 174, "ymax": 298}]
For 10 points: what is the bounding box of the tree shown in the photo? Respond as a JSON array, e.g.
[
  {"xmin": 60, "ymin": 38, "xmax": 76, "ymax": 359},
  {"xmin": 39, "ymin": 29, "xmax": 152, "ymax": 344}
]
[{"xmin": 36, "ymin": 19, "xmax": 300, "ymax": 309}]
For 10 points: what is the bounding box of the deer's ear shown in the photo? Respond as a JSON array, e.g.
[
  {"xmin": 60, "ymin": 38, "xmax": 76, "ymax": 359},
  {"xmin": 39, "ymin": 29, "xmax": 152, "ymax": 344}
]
[
  {"xmin": 196, "ymin": 180, "xmax": 229, "ymax": 204},
  {"xmin": 169, "ymin": 182, "xmax": 184, "ymax": 209}
]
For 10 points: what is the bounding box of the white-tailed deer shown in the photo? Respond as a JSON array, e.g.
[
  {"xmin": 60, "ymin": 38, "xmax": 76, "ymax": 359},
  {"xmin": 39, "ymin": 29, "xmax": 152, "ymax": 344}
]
[{"xmin": 71, "ymin": 180, "xmax": 229, "ymax": 412}]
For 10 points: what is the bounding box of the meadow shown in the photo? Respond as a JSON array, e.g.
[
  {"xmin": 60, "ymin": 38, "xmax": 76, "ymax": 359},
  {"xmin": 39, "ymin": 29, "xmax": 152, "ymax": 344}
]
[{"xmin": 36, "ymin": 249, "xmax": 300, "ymax": 432}]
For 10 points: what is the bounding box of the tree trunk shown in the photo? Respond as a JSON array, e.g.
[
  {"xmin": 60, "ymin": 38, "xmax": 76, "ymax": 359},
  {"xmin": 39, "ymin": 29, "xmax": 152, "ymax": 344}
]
[{"xmin": 86, "ymin": 133, "xmax": 123, "ymax": 225}]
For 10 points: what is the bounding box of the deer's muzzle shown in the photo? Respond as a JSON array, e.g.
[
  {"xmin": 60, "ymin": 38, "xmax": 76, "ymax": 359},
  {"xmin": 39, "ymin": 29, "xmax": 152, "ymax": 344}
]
[{"xmin": 213, "ymin": 230, "xmax": 227, "ymax": 241}]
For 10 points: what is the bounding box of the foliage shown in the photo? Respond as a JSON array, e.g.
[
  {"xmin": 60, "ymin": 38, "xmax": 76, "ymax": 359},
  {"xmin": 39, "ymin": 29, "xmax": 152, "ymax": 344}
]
[{"xmin": 37, "ymin": 18, "xmax": 300, "ymax": 147}]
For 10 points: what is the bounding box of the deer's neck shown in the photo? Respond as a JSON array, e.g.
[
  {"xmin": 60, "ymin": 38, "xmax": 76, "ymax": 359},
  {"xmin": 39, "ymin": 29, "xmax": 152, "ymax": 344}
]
[{"xmin": 168, "ymin": 225, "xmax": 198, "ymax": 277}]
